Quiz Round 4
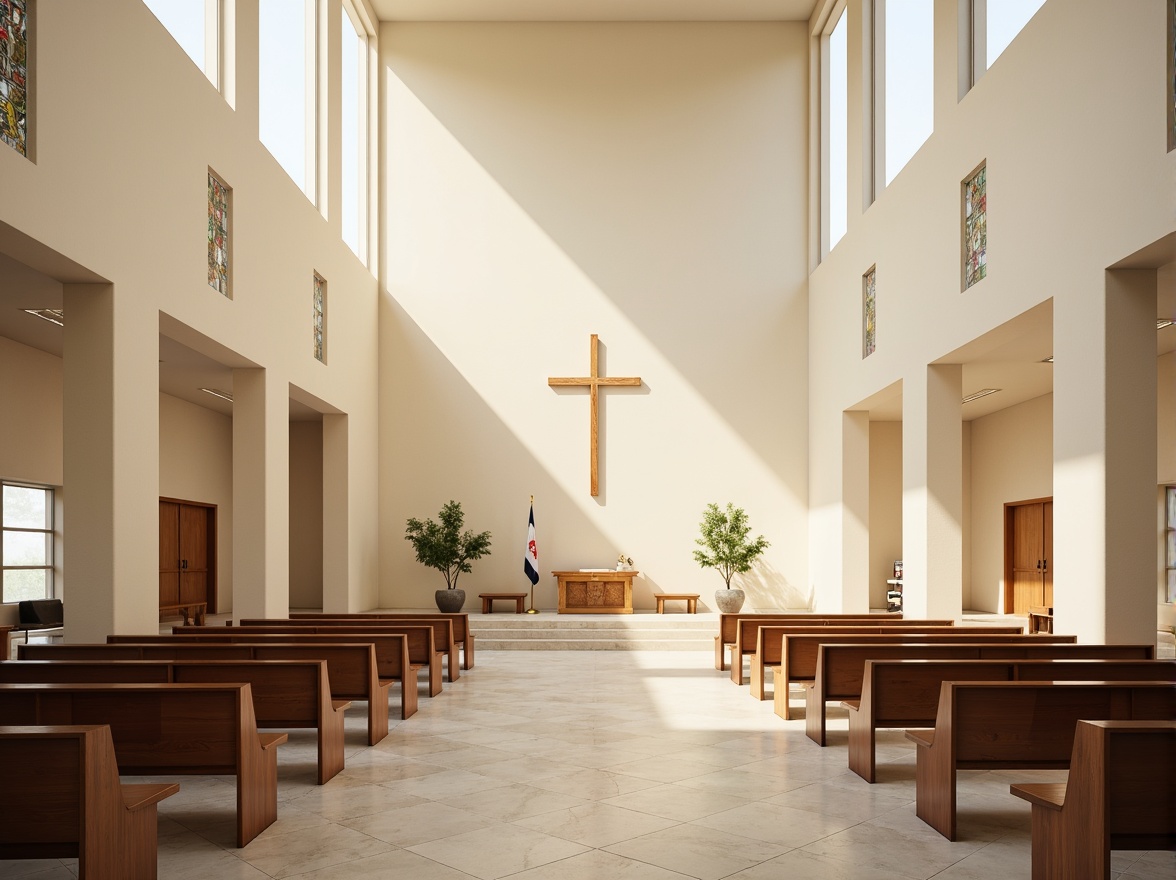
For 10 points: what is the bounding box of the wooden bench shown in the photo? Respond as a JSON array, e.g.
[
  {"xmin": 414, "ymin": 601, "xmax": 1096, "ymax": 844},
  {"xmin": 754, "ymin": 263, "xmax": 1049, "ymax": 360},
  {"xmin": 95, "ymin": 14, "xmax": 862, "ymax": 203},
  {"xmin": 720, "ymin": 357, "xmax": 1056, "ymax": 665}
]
[
  {"xmin": 238, "ymin": 617, "xmax": 460, "ymax": 684},
  {"xmin": 1010, "ymin": 720, "xmax": 1176, "ymax": 879},
  {"xmin": 479, "ymin": 592, "xmax": 527, "ymax": 614},
  {"xmin": 714, "ymin": 612, "xmax": 902, "ymax": 670},
  {"xmin": 807, "ymin": 641, "xmax": 1160, "ymax": 748},
  {"xmin": 0, "ymin": 658, "xmax": 351, "ymax": 784},
  {"xmin": 13, "ymin": 598, "xmax": 64, "ymax": 644},
  {"xmin": 903, "ymin": 680, "xmax": 1176, "ymax": 840},
  {"xmin": 25, "ymin": 640, "xmax": 404, "ymax": 743},
  {"xmin": 0, "ymin": 682, "xmax": 288, "ymax": 847},
  {"xmin": 654, "ymin": 593, "xmax": 699, "ymax": 614},
  {"xmin": 840, "ymin": 652, "xmax": 1168, "ymax": 781},
  {"xmin": 1027, "ymin": 605, "xmax": 1053, "ymax": 634},
  {"xmin": 738, "ymin": 619, "xmax": 963, "ymax": 691},
  {"xmin": 225, "ymin": 623, "xmax": 447, "ymax": 695},
  {"xmin": 767, "ymin": 631, "xmax": 1077, "ymax": 718},
  {"xmin": 0, "ymin": 724, "xmax": 179, "ymax": 879},
  {"xmin": 292, "ymin": 611, "xmax": 476, "ymax": 669},
  {"xmin": 159, "ymin": 601, "xmax": 207, "ymax": 626}
]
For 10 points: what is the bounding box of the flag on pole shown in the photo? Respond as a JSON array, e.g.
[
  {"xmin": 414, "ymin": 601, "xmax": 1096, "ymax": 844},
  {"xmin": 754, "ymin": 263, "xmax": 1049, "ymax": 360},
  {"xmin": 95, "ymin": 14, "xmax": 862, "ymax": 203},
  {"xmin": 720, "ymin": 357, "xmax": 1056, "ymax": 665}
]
[{"xmin": 524, "ymin": 501, "xmax": 539, "ymax": 586}]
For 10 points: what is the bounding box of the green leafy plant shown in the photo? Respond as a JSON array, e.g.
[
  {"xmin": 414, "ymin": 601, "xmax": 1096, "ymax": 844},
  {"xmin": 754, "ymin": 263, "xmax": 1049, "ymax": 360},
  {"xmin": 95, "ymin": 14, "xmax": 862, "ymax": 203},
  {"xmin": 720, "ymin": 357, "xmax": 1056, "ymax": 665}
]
[
  {"xmin": 405, "ymin": 500, "xmax": 492, "ymax": 590},
  {"xmin": 692, "ymin": 502, "xmax": 770, "ymax": 589}
]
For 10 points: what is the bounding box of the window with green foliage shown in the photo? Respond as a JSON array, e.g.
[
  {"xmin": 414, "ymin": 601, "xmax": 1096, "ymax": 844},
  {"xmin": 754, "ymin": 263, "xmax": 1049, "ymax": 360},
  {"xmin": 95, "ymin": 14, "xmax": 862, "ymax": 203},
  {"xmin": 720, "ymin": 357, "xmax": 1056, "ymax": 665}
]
[{"xmin": 1, "ymin": 481, "xmax": 54, "ymax": 603}]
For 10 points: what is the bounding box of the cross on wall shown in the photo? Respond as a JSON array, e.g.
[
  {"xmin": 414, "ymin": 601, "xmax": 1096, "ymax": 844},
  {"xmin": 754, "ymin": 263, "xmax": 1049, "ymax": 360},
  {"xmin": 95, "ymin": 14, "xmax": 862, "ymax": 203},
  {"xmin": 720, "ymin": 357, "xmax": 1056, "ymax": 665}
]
[{"xmin": 548, "ymin": 334, "xmax": 642, "ymax": 497}]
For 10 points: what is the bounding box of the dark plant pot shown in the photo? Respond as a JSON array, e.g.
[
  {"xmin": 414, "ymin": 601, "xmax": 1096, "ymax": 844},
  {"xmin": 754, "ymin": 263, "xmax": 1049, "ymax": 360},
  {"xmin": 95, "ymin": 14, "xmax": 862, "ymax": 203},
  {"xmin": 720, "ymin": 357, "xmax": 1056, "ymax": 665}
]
[
  {"xmin": 714, "ymin": 588, "xmax": 745, "ymax": 613},
  {"xmin": 435, "ymin": 589, "xmax": 466, "ymax": 613}
]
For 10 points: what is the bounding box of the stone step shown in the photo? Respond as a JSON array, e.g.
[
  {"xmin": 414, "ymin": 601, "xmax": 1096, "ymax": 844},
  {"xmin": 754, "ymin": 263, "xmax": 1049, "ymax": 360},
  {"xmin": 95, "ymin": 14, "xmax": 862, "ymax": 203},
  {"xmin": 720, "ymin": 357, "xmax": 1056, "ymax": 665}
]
[
  {"xmin": 467, "ymin": 610, "xmax": 717, "ymax": 651},
  {"xmin": 476, "ymin": 638, "xmax": 713, "ymax": 651},
  {"xmin": 472, "ymin": 627, "xmax": 710, "ymax": 640}
]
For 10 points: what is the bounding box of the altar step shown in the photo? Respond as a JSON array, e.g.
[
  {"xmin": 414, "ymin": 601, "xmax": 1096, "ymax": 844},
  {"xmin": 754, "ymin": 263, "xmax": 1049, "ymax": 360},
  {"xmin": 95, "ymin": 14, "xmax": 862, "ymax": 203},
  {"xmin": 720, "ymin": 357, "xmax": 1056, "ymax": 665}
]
[{"xmin": 468, "ymin": 612, "xmax": 717, "ymax": 651}]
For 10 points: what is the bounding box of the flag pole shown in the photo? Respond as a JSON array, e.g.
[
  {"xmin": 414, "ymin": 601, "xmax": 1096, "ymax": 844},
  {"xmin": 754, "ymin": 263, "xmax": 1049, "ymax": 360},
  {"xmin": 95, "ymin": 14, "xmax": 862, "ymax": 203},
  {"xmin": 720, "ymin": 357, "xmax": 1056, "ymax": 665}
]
[{"xmin": 526, "ymin": 495, "xmax": 540, "ymax": 614}]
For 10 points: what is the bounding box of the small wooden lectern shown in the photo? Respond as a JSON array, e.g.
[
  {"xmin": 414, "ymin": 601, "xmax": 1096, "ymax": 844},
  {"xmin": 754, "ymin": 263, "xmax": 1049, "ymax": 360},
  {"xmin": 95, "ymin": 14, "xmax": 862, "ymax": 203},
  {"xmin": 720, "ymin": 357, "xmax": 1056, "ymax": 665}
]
[{"xmin": 552, "ymin": 570, "xmax": 636, "ymax": 614}]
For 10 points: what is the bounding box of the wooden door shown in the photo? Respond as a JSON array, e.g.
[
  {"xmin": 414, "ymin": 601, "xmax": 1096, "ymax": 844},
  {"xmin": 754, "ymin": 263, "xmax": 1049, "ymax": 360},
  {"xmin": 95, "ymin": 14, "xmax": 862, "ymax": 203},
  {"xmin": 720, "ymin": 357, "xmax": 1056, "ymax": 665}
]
[
  {"xmin": 1004, "ymin": 497, "xmax": 1053, "ymax": 614},
  {"xmin": 159, "ymin": 499, "xmax": 216, "ymax": 612}
]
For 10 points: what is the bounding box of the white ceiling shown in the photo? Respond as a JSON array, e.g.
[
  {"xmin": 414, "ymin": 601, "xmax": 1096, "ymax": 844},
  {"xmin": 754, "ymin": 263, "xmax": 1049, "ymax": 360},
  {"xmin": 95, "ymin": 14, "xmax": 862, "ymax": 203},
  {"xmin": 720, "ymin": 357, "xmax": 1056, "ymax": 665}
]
[{"xmin": 370, "ymin": 0, "xmax": 819, "ymax": 22}]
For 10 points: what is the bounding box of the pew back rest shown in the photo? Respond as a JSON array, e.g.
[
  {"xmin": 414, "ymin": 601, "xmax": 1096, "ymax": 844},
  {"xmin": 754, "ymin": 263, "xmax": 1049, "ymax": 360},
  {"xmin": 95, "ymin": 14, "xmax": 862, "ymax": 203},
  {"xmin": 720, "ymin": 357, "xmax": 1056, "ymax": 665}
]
[
  {"xmin": 0, "ymin": 725, "xmax": 92, "ymax": 847},
  {"xmin": 292, "ymin": 612, "xmax": 473, "ymax": 645},
  {"xmin": 718, "ymin": 612, "xmax": 901, "ymax": 645},
  {"xmin": 1097, "ymin": 721, "xmax": 1176, "ymax": 839},
  {"xmin": 237, "ymin": 618, "xmax": 454, "ymax": 652}
]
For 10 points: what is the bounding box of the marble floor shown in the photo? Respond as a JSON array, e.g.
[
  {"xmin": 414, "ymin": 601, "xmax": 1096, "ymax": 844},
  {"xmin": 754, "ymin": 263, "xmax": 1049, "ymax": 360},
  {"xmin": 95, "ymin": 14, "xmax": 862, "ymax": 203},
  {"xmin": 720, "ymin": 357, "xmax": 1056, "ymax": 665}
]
[{"xmin": 3, "ymin": 649, "xmax": 1172, "ymax": 879}]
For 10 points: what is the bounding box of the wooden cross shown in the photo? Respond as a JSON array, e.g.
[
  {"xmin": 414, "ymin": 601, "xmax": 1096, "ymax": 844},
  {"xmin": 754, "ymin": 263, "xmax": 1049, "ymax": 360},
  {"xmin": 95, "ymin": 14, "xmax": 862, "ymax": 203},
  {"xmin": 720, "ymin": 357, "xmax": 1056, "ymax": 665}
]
[{"xmin": 548, "ymin": 334, "xmax": 641, "ymax": 497}]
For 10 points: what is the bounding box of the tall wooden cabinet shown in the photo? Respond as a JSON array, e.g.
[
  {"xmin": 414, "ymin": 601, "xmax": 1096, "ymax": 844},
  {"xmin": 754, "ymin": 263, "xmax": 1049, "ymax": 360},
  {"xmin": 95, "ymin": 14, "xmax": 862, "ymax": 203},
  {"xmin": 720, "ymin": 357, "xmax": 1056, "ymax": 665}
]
[
  {"xmin": 1004, "ymin": 497, "xmax": 1052, "ymax": 614},
  {"xmin": 159, "ymin": 499, "xmax": 216, "ymax": 613}
]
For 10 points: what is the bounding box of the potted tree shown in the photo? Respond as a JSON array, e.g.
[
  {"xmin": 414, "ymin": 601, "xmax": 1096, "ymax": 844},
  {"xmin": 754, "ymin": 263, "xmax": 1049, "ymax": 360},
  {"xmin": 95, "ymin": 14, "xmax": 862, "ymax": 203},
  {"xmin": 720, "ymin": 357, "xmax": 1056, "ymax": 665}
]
[
  {"xmin": 693, "ymin": 502, "xmax": 769, "ymax": 613},
  {"xmin": 405, "ymin": 500, "xmax": 492, "ymax": 612}
]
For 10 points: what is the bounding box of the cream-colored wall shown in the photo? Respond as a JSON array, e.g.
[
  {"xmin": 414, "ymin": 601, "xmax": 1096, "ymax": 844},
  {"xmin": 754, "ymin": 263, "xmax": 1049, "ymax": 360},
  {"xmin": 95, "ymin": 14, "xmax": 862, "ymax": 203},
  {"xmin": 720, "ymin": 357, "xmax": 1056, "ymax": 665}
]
[
  {"xmin": 0, "ymin": 337, "xmax": 63, "ymax": 486},
  {"xmin": 380, "ymin": 22, "xmax": 810, "ymax": 610},
  {"xmin": 868, "ymin": 421, "xmax": 902, "ymax": 609},
  {"xmin": 808, "ymin": 1, "xmax": 1174, "ymax": 632},
  {"xmin": 968, "ymin": 393, "xmax": 1053, "ymax": 613},
  {"xmin": 158, "ymin": 393, "xmax": 234, "ymax": 612},
  {"xmin": 0, "ymin": 0, "xmax": 381, "ymax": 633},
  {"xmin": 289, "ymin": 422, "xmax": 324, "ymax": 609}
]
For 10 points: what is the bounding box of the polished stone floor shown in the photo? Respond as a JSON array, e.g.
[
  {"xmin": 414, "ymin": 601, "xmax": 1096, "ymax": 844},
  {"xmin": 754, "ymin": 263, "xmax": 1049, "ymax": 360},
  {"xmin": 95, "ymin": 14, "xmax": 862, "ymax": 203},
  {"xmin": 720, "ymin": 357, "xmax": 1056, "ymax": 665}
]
[{"xmin": 4, "ymin": 650, "xmax": 1172, "ymax": 879}]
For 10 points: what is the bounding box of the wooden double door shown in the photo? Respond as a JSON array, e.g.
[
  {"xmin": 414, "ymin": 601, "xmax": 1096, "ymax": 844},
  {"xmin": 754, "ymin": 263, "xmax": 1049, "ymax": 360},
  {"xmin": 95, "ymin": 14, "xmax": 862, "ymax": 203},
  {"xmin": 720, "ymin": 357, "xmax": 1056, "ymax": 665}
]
[
  {"xmin": 1004, "ymin": 497, "xmax": 1052, "ymax": 614},
  {"xmin": 159, "ymin": 499, "xmax": 216, "ymax": 612}
]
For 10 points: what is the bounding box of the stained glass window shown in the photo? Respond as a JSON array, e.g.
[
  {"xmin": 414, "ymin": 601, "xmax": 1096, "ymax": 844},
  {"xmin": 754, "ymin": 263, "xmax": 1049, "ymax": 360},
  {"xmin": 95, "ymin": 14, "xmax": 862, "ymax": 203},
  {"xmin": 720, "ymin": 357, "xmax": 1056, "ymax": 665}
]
[
  {"xmin": 0, "ymin": 0, "xmax": 29, "ymax": 156},
  {"xmin": 963, "ymin": 163, "xmax": 987, "ymax": 290},
  {"xmin": 207, "ymin": 170, "xmax": 231, "ymax": 297},
  {"xmin": 863, "ymin": 267, "xmax": 876, "ymax": 358},
  {"xmin": 313, "ymin": 273, "xmax": 325, "ymax": 363}
]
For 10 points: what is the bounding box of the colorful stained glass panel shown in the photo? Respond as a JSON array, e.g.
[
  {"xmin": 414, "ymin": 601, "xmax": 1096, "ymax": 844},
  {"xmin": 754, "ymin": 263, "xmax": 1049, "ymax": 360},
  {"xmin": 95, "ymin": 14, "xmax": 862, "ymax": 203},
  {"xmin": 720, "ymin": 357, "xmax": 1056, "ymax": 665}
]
[
  {"xmin": 963, "ymin": 164, "xmax": 987, "ymax": 290},
  {"xmin": 1167, "ymin": 486, "xmax": 1176, "ymax": 528},
  {"xmin": 313, "ymin": 274, "xmax": 325, "ymax": 363},
  {"xmin": 208, "ymin": 171, "xmax": 230, "ymax": 297},
  {"xmin": 0, "ymin": 0, "xmax": 28, "ymax": 156},
  {"xmin": 863, "ymin": 267, "xmax": 876, "ymax": 358}
]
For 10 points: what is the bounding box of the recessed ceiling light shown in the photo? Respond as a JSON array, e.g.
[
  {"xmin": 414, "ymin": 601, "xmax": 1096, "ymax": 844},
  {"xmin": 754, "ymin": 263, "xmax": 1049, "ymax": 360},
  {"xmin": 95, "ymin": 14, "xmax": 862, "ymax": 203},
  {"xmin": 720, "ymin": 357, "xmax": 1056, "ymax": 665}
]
[
  {"xmin": 1041, "ymin": 356, "xmax": 1054, "ymax": 363},
  {"xmin": 199, "ymin": 388, "xmax": 233, "ymax": 402},
  {"xmin": 22, "ymin": 308, "xmax": 64, "ymax": 326},
  {"xmin": 961, "ymin": 388, "xmax": 1001, "ymax": 404},
  {"xmin": 1158, "ymin": 319, "xmax": 1174, "ymax": 330}
]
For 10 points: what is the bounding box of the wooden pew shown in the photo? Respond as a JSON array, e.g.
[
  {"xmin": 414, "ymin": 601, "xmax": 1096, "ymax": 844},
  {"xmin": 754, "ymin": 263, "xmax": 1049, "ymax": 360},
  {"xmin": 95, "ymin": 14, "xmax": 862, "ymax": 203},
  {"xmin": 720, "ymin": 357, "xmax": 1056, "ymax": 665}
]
[
  {"xmin": 0, "ymin": 682, "xmax": 288, "ymax": 847},
  {"xmin": 810, "ymin": 642, "xmax": 1160, "ymax": 748},
  {"xmin": 0, "ymin": 724, "xmax": 179, "ymax": 879},
  {"xmin": 238, "ymin": 617, "xmax": 460, "ymax": 684},
  {"xmin": 841, "ymin": 653, "xmax": 1168, "ymax": 781},
  {"xmin": 769, "ymin": 632, "xmax": 1078, "ymax": 719},
  {"xmin": 730, "ymin": 616, "xmax": 949, "ymax": 684},
  {"xmin": 1010, "ymin": 720, "xmax": 1176, "ymax": 879},
  {"xmin": 739, "ymin": 620, "xmax": 972, "ymax": 692},
  {"xmin": 713, "ymin": 612, "xmax": 901, "ymax": 670},
  {"xmin": 25, "ymin": 641, "xmax": 404, "ymax": 742},
  {"xmin": 903, "ymin": 680, "xmax": 1176, "ymax": 840},
  {"xmin": 0, "ymin": 658, "xmax": 351, "ymax": 784},
  {"xmin": 291, "ymin": 611, "xmax": 476, "ymax": 669}
]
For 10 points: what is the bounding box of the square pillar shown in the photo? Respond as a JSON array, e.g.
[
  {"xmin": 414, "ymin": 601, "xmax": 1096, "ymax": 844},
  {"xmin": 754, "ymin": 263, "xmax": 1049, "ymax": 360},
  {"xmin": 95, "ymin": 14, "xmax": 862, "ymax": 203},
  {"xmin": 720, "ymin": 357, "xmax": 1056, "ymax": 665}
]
[
  {"xmin": 1054, "ymin": 270, "xmax": 1156, "ymax": 643},
  {"xmin": 232, "ymin": 368, "xmax": 289, "ymax": 619},
  {"xmin": 840, "ymin": 409, "xmax": 871, "ymax": 612},
  {"xmin": 322, "ymin": 412, "xmax": 349, "ymax": 613},
  {"xmin": 62, "ymin": 283, "xmax": 159, "ymax": 640},
  {"xmin": 902, "ymin": 363, "xmax": 963, "ymax": 620}
]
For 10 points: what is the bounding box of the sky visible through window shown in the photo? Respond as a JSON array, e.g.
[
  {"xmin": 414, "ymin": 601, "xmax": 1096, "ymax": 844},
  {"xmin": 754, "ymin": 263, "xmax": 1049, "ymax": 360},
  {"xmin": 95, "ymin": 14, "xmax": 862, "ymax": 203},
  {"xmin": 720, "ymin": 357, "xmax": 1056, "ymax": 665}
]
[
  {"xmin": 142, "ymin": 0, "xmax": 208, "ymax": 82},
  {"xmin": 885, "ymin": 0, "xmax": 934, "ymax": 186},
  {"xmin": 259, "ymin": 0, "xmax": 310, "ymax": 197},
  {"xmin": 987, "ymin": 0, "xmax": 1047, "ymax": 69},
  {"xmin": 828, "ymin": 10, "xmax": 847, "ymax": 249},
  {"xmin": 341, "ymin": 7, "xmax": 363, "ymax": 256}
]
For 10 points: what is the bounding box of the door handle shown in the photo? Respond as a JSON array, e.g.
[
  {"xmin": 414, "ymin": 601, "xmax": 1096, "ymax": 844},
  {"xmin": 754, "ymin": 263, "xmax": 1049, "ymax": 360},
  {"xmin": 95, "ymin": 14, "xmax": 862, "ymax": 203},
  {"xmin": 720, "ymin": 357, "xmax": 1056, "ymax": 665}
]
[{"xmin": 1036, "ymin": 560, "xmax": 1041, "ymax": 570}]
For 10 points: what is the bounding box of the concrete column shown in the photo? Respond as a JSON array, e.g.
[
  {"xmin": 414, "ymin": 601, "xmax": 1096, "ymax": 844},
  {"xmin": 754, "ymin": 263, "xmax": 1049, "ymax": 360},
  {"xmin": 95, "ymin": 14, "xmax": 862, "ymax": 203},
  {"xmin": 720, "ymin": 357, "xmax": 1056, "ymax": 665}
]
[
  {"xmin": 1054, "ymin": 270, "xmax": 1156, "ymax": 644},
  {"xmin": 232, "ymin": 368, "xmax": 289, "ymax": 619},
  {"xmin": 62, "ymin": 283, "xmax": 159, "ymax": 640},
  {"xmin": 902, "ymin": 363, "xmax": 963, "ymax": 620},
  {"xmin": 841, "ymin": 409, "xmax": 871, "ymax": 612},
  {"xmin": 322, "ymin": 412, "xmax": 349, "ymax": 613}
]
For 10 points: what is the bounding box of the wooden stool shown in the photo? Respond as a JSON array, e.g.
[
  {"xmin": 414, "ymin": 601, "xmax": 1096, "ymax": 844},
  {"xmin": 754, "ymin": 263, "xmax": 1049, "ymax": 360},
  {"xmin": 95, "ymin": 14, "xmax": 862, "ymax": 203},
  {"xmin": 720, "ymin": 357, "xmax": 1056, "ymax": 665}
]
[
  {"xmin": 654, "ymin": 593, "xmax": 699, "ymax": 613},
  {"xmin": 479, "ymin": 593, "xmax": 528, "ymax": 613}
]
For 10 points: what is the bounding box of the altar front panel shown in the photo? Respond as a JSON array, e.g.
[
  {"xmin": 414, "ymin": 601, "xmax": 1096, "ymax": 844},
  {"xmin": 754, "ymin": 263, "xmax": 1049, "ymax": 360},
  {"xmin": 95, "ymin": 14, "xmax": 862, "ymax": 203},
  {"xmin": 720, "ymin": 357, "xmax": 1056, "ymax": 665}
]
[{"xmin": 552, "ymin": 571, "xmax": 635, "ymax": 614}]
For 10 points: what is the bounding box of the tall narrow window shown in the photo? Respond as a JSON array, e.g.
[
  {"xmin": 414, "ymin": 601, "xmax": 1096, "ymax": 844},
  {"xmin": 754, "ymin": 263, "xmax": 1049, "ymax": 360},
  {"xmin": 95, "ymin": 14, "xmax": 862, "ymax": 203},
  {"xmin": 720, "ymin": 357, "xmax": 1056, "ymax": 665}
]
[
  {"xmin": 827, "ymin": 8, "xmax": 848, "ymax": 251},
  {"xmin": 882, "ymin": 0, "xmax": 934, "ymax": 185},
  {"xmin": 863, "ymin": 266, "xmax": 877, "ymax": 358},
  {"xmin": 0, "ymin": 0, "xmax": 28, "ymax": 156},
  {"xmin": 2, "ymin": 481, "xmax": 54, "ymax": 602},
  {"xmin": 208, "ymin": 170, "xmax": 231, "ymax": 297},
  {"xmin": 143, "ymin": 0, "xmax": 219, "ymax": 89},
  {"xmin": 341, "ymin": 4, "xmax": 367, "ymax": 259},
  {"xmin": 980, "ymin": 0, "xmax": 1047, "ymax": 71},
  {"xmin": 962, "ymin": 163, "xmax": 987, "ymax": 290},
  {"xmin": 1166, "ymin": 486, "xmax": 1176, "ymax": 603},
  {"xmin": 259, "ymin": 0, "xmax": 316, "ymax": 200},
  {"xmin": 313, "ymin": 273, "xmax": 326, "ymax": 363},
  {"xmin": 1169, "ymin": 0, "xmax": 1175, "ymax": 151}
]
